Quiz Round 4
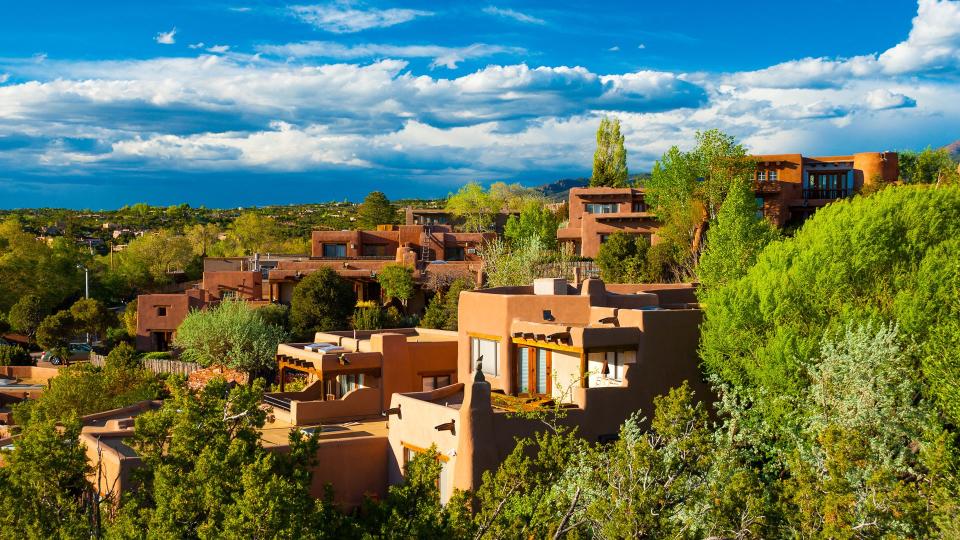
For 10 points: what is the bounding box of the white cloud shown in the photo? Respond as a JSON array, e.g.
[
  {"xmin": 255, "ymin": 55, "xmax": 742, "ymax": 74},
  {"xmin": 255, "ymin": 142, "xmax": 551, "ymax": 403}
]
[
  {"xmin": 879, "ymin": 0, "xmax": 960, "ymax": 74},
  {"xmin": 482, "ymin": 6, "xmax": 545, "ymax": 25},
  {"xmin": 189, "ymin": 42, "xmax": 206, "ymax": 49},
  {"xmin": 155, "ymin": 28, "xmax": 177, "ymax": 45},
  {"xmin": 638, "ymin": 44, "xmax": 646, "ymax": 49},
  {"xmin": 608, "ymin": 46, "xmax": 620, "ymax": 52},
  {"xmin": 0, "ymin": 73, "xmax": 8, "ymax": 84},
  {"xmin": 865, "ymin": 88, "xmax": 917, "ymax": 110},
  {"xmin": 207, "ymin": 45, "xmax": 230, "ymax": 54},
  {"xmin": 256, "ymin": 41, "xmax": 524, "ymax": 69},
  {"xmin": 290, "ymin": 3, "xmax": 432, "ymax": 33}
]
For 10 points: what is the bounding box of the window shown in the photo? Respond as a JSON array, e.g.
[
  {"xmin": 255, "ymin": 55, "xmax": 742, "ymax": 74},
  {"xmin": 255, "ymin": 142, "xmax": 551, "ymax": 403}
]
[
  {"xmin": 333, "ymin": 373, "xmax": 364, "ymax": 398},
  {"xmin": 470, "ymin": 337, "xmax": 498, "ymax": 376},
  {"xmin": 220, "ymin": 288, "xmax": 237, "ymax": 300},
  {"xmin": 757, "ymin": 170, "xmax": 767, "ymax": 181},
  {"xmin": 362, "ymin": 244, "xmax": 389, "ymax": 256},
  {"xmin": 585, "ymin": 203, "xmax": 618, "ymax": 214},
  {"xmin": 599, "ymin": 234, "xmax": 609, "ymax": 244},
  {"xmin": 422, "ymin": 374, "xmax": 452, "ymax": 391},
  {"xmin": 604, "ymin": 351, "xmax": 625, "ymax": 381},
  {"xmin": 444, "ymin": 246, "xmax": 465, "ymax": 261},
  {"xmin": 156, "ymin": 306, "xmax": 167, "ymax": 316},
  {"xmin": 631, "ymin": 201, "xmax": 647, "ymax": 212},
  {"xmin": 517, "ymin": 346, "xmax": 551, "ymax": 395},
  {"xmin": 768, "ymin": 169, "xmax": 778, "ymax": 181},
  {"xmin": 322, "ymin": 243, "xmax": 347, "ymax": 258},
  {"xmin": 755, "ymin": 197, "xmax": 764, "ymax": 219}
]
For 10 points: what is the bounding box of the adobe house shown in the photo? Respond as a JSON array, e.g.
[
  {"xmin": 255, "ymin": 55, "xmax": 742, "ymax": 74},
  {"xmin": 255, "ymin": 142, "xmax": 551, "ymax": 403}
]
[
  {"xmin": 135, "ymin": 270, "xmax": 262, "ymax": 352},
  {"xmin": 557, "ymin": 187, "xmax": 658, "ymax": 258},
  {"xmin": 404, "ymin": 207, "xmax": 518, "ymax": 234},
  {"xmin": 386, "ymin": 278, "xmax": 709, "ymax": 502},
  {"xmin": 559, "ymin": 152, "xmax": 900, "ymax": 257},
  {"xmin": 260, "ymin": 327, "xmax": 459, "ymax": 508},
  {"xmin": 752, "ymin": 151, "xmax": 899, "ymax": 226}
]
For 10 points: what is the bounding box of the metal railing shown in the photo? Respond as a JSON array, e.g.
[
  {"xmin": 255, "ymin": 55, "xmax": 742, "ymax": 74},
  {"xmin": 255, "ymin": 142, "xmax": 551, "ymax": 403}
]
[{"xmin": 803, "ymin": 188, "xmax": 850, "ymax": 199}]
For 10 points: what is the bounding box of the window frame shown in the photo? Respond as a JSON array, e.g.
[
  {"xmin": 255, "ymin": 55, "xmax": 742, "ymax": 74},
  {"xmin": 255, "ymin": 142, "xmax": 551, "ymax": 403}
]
[{"xmin": 470, "ymin": 336, "xmax": 499, "ymax": 377}]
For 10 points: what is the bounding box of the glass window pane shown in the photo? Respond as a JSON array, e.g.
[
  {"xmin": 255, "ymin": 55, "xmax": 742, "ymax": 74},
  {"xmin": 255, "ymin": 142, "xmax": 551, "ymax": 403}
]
[
  {"xmin": 437, "ymin": 375, "xmax": 450, "ymax": 387},
  {"xmin": 422, "ymin": 377, "xmax": 435, "ymax": 392},
  {"xmin": 536, "ymin": 349, "xmax": 547, "ymax": 393},
  {"xmin": 519, "ymin": 348, "xmax": 529, "ymax": 393}
]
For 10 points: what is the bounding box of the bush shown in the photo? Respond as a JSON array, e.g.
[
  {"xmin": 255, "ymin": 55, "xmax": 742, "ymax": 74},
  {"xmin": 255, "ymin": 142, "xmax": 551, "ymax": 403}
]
[
  {"xmin": 0, "ymin": 344, "xmax": 33, "ymax": 366},
  {"xmin": 352, "ymin": 301, "xmax": 385, "ymax": 330},
  {"xmin": 105, "ymin": 342, "xmax": 141, "ymax": 371},
  {"xmin": 289, "ymin": 268, "xmax": 356, "ymax": 339},
  {"xmin": 141, "ymin": 351, "xmax": 173, "ymax": 360}
]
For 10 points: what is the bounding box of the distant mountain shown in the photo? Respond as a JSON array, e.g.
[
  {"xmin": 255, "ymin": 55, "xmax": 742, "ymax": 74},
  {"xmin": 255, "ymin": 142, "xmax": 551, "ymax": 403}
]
[
  {"xmin": 534, "ymin": 173, "xmax": 651, "ymax": 201},
  {"xmin": 943, "ymin": 140, "xmax": 960, "ymax": 160}
]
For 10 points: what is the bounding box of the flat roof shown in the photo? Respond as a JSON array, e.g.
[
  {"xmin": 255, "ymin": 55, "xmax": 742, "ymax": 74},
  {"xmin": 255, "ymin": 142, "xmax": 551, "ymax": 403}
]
[{"xmin": 259, "ymin": 417, "xmax": 388, "ymax": 448}]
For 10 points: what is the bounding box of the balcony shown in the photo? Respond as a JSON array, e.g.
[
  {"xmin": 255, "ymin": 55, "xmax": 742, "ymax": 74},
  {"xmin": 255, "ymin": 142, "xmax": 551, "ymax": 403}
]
[
  {"xmin": 754, "ymin": 180, "xmax": 781, "ymax": 194},
  {"xmin": 803, "ymin": 188, "xmax": 851, "ymax": 200}
]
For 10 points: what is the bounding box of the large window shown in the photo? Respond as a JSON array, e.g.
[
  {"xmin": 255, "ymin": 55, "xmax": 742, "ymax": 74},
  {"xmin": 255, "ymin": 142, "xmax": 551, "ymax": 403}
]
[
  {"xmin": 757, "ymin": 170, "xmax": 766, "ymax": 181},
  {"xmin": 768, "ymin": 170, "xmax": 779, "ymax": 181},
  {"xmin": 322, "ymin": 243, "xmax": 347, "ymax": 258},
  {"xmin": 517, "ymin": 346, "xmax": 551, "ymax": 395},
  {"xmin": 631, "ymin": 201, "xmax": 647, "ymax": 212},
  {"xmin": 604, "ymin": 351, "xmax": 625, "ymax": 381},
  {"xmin": 585, "ymin": 203, "xmax": 618, "ymax": 214},
  {"xmin": 422, "ymin": 374, "xmax": 452, "ymax": 391},
  {"xmin": 444, "ymin": 246, "xmax": 465, "ymax": 261},
  {"xmin": 470, "ymin": 337, "xmax": 499, "ymax": 376},
  {"xmin": 361, "ymin": 244, "xmax": 389, "ymax": 256}
]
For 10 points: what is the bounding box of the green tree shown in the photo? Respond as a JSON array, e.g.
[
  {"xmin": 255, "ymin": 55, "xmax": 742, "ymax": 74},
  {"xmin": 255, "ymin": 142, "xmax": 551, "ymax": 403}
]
[
  {"xmin": 115, "ymin": 229, "xmax": 193, "ymax": 289},
  {"xmin": 645, "ymin": 129, "xmax": 756, "ymax": 273},
  {"xmin": 7, "ymin": 294, "xmax": 48, "ymax": 342},
  {"xmin": 0, "ymin": 219, "xmax": 84, "ymax": 313},
  {"xmin": 173, "ymin": 299, "xmax": 287, "ymax": 380},
  {"xmin": 488, "ymin": 181, "xmax": 540, "ymax": 213},
  {"xmin": 590, "ymin": 116, "xmax": 629, "ymax": 187},
  {"xmin": 595, "ymin": 231, "xmax": 650, "ymax": 283},
  {"xmin": 289, "ymin": 268, "xmax": 357, "ymax": 339},
  {"xmin": 185, "ymin": 223, "xmax": 222, "ymax": 256},
  {"xmin": 122, "ymin": 298, "xmax": 138, "ymax": 337},
  {"xmin": 420, "ymin": 277, "xmax": 473, "ymax": 331},
  {"xmin": 697, "ymin": 176, "xmax": 779, "ymax": 293},
  {"xmin": 900, "ymin": 147, "xmax": 960, "ymax": 185},
  {"xmin": 69, "ymin": 297, "xmax": 116, "ymax": 343},
  {"xmin": 445, "ymin": 182, "xmax": 500, "ymax": 232},
  {"xmin": 377, "ymin": 263, "xmax": 416, "ymax": 312},
  {"xmin": 105, "ymin": 341, "xmax": 141, "ymax": 371},
  {"xmin": 357, "ymin": 191, "xmax": 397, "ymax": 229},
  {"xmin": 0, "ymin": 343, "xmax": 32, "ymax": 366},
  {"xmin": 107, "ymin": 378, "xmax": 334, "ymax": 538},
  {"xmin": 35, "ymin": 310, "xmax": 76, "ymax": 359},
  {"xmin": 229, "ymin": 212, "xmax": 282, "ymax": 255},
  {"xmin": 0, "ymin": 419, "xmax": 94, "ymax": 538},
  {"xmin": 504, "ymin": 200, "xmax": 560, "ymax": 250}
]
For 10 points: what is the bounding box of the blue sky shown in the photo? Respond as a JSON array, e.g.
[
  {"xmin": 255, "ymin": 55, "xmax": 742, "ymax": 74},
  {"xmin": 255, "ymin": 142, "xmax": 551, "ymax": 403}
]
[{"xmin": 1, "ymin": 0, "xmax": 958, "ymax": 209}]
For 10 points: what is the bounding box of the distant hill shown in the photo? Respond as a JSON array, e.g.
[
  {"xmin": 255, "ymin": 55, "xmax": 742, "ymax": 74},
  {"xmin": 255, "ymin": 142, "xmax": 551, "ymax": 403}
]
[
  {"xmin": 534, "ymin": 173, "xmax": 651, "ymax": 201},
  {"xmin": 944, "ymin": 139, "xmax": 960, "ymax": 161}
]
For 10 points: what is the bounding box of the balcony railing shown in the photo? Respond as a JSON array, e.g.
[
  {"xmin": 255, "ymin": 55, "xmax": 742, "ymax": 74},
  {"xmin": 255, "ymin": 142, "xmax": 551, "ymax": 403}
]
[
  {"xmin": 754, "ymin": 180, "xmax": 781, "ymax": 193},
  {"xmin": 803, "ymin": 188, "xmax": 850, "ymax": 199}
]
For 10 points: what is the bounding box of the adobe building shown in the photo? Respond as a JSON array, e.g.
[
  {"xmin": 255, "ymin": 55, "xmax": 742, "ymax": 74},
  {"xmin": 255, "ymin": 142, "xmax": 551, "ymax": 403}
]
[
  {"xmin": 752, "ymin": 152, "xmax": 898, "ymax": 226},
  {"xmin": 405, "ymin": 207, "xmax": 517, "ymax": 234},
  {"xmin": 135, "ymin": 270, "xmax": 263, "ymax": 352},
  {"xmin": 557, "ymin": 187, "xmax": 658, "ymax": 258},
  {"xmin": 386, "ymin": 278, "xmax": 709, "ymax": 501},
  {"xmin": 558, "ymin": 152, "xmax": 900, "ymax": 257}
]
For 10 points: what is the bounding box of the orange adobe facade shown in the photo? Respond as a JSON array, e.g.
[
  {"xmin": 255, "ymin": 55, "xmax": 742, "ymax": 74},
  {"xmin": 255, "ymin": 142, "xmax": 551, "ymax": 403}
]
[
  {"xmin": 558, "ymin": 152, "xmax": 899, "ymax": 257},
  {"xmin": 752, "ymin": 151, "xmax": 898, "ymax": 226},
  {"xmin": 557, "ymin": 187, "xmax": 658, "ymax": 258},
  {"xmin": 387, "ymin": 278, "xmax": 709, "ymax": 501}
]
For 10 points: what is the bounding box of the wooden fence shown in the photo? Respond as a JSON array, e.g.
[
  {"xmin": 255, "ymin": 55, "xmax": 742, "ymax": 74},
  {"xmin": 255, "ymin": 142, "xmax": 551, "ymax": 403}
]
[{"xmin": 90, "ymin": 353, "xmax": 202, "ymax": 377}]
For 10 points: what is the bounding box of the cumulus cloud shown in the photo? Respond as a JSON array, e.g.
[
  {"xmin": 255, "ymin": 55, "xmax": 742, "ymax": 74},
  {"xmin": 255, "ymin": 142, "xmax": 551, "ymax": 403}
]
[
  {"xmin": 207, "ymin": 45, "xmax": 230, "ymax": 54},
  {"xmin": 1, "ymin": 0, "xmax": 959, "ymax": 195},
  {"xmin": 608, "ymin": 46, "xmax": 620, "ymax": 52},
  {"xmin": 154, "ymin": 28, "xmax": 177, "ymax": 45},
  {"xmin": 865, "ymin": 89, "xmax": 917, "ymax": 110},
  {"xmin": 256, "ymin": 41, "xmax": 524, "ymax": 69},
  {"xmin": 482, "ymin": 6, "xmax": 545, "ymax": 25},
  {"xmin": 879, "ymin": 0, "xmax": 960, "ymax": 74},
  {"xmin": 290, "ymin": 3, "xmax": 432, "ymax": 33}
]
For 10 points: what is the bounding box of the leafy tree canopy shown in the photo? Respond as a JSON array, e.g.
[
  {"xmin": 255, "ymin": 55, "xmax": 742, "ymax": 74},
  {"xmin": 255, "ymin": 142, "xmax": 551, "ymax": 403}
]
[
  {"xmin": 289, "ymin": 267, "xmax": 357, "ymax": 339},
  {"xmin": 590, "ymin": 116, "xmax": 628, "ymax": 187},
  {"xmin": 357, "ymin": 191, "xmax": 398, "ymax": 229}
]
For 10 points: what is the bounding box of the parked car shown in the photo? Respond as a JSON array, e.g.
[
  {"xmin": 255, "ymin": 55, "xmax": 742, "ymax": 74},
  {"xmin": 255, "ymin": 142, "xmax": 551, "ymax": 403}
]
[{"xmin": 41, "ymin": 342, "xmax": 92, "ymax": 365}]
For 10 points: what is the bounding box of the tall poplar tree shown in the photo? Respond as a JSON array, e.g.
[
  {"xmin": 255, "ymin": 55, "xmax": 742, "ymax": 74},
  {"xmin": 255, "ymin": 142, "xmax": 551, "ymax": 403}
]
[{"xmin": 590, "ymin": 117, "xmax": 629, "ymax": 187}]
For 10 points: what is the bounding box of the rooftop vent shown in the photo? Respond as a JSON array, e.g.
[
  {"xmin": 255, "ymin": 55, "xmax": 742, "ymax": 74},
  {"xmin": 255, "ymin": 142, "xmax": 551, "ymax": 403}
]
[{"xmin": 534, "ymin": 278, "xmax": 567, "ymax": 296}]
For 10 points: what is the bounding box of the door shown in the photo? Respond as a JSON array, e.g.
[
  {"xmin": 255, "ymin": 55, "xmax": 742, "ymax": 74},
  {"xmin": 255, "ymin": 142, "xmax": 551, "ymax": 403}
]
[{"xmin": 517, "ymin": 346, "xmax": 551, "ymax": 396}]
